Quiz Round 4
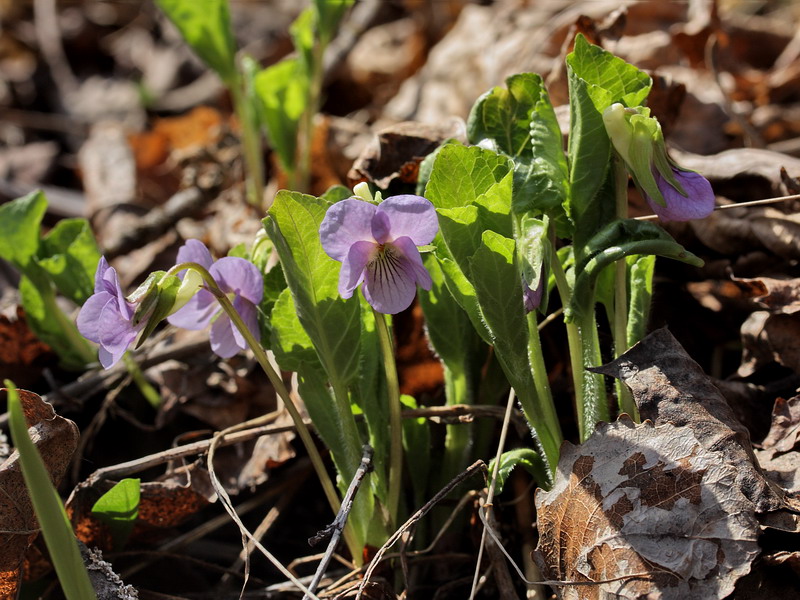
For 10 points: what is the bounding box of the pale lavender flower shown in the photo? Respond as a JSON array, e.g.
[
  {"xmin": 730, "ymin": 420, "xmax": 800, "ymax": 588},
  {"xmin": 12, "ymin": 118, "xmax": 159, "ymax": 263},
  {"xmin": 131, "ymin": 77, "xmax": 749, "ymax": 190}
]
[
  {"xmin": 78, "ymin": 257, "xmax": 143, "ymax": 368},
  {"xmin": 319, "ymin": 195, "xmax": 438, "ymax": 314},
  {"xmin": 167, "ymin": 240, "xmax": 263, "ymax": 358},
  {"xmin": 646, "ymin": 169, "xmax": 715, "ymax": 223}
]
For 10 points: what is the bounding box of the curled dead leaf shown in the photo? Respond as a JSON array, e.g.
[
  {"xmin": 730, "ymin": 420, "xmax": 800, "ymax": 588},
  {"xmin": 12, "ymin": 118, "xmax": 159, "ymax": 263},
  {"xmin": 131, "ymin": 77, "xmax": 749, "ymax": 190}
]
[
  {"xmin": 0, "ymin": 389, "xmax": 79, "ymax": 597},
  {"xmin": 534, "ymin": 417, "xmax": 760, "ymax": 600}
]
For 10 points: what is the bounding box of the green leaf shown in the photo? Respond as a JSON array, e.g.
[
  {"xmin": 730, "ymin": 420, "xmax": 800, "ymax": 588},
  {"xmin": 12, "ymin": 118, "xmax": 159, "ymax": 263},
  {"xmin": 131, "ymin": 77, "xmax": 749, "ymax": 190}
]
[
  {"xmin": 19, "ymin": 271, "xmax": 90, "ymax": 369},
  {"xmin": 313, "ymin": 0, "xmax": 353, "ymax": 45},
  {"xmin": 488, "ymin": 448, "xmax": 548, "ymax": 494},
  {"xmin": 425, "ymin": 144, "xmax": 513, "ymax": 210},
  {"xmin": 38, "ymin": 218, "xmax": 101, "ymax": 305},
  {"xmin": 254, "ymin": 58, "xmax": 308, "ymax": 173},
  {"xmin": 0, "ymin": 190, "xmax": 47, "ymax": 271},
  {"xmin": 567, "ymin": 219, "xmax": 703, "ymax": 322},
  {"xmin": 566, "ymin": 35, "xmax": 652, "ymax": 112},
  {"xmin": 320, "ymin": 184, "xmax": 354, "ymax": 204},
  {"xmin": 418, "ymin": 255, "xmax": 484, "ymax": 372},
  {"xmin": 467, "ymin": 73, "xmax": 570, "ymax": 225},
  {"xmin": 91, "ymin": 478, "xmax": 140, "ymax": 551},
  {"xmin": 565, "ymin": 35, "xmax": 651, "ymax": 255},
  {"xmin": 350, "ymin": 299, "xmax": 388, "ymax": 503},
  {"xmin": 291, "ymin": 7, "xmax": 316, "ymax": 67},
  {"xmin": 468, "ymin": 231, "xmax": 560, "ymax": 472},
  {"xmin": 263, "ymin": 191, "xmax": 362, "ymax": 386},
  {"xmin": 156, "ymin": 0, "xmax": 237, "ymax": 84},
  {"xmin": 270, "ymin": 288, "xmax": 322, "ymax": 373},
  {"xmin": 516, "ymin": 214, "xmax": 550, "ymax": 313},
  {"xmin": 400, "ymin": 394, "xmax": 430, "ymax": 509},
  {"xmin": 627, "ymin": 254, "xmax": 655, "ymax": 347},
  {"xmin": 5, "ymin": 382, "xmax": 98, "ymax": 600}
]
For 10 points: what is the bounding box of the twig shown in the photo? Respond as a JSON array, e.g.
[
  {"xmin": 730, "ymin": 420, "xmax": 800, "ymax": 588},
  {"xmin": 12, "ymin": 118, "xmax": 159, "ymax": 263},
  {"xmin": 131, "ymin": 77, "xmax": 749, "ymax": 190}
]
[
  {"xmin": 69, "ymin": 404, "xmax": 520, "ymax": 484},
  {"xmin": 304, "ymin": 445, "xmax": 373, "ymax": 599},
  {"xmin": 468, "ymin": 387, "xmax": 519, "ymax": 600},
  {"xmin": 635, "ymin": 192, "xmax": 800, "ymax": 221},
  {"xmin": 206, "ymin": 413, "xmax": 323, "ymax": 600},
  {"xmin": 104, "ymin": 187, "xmax": 217, "ymax": 260},
  {"xmin": 356, "ymin": 460, "xmax": 488, "ymax": 600}
]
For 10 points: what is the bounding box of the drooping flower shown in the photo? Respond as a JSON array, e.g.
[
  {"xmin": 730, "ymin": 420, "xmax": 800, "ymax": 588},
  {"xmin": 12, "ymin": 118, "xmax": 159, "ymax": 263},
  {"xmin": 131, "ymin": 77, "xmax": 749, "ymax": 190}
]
[
  {"xmin": 78, "ymin": 257, "xmax": 144, "ymax": 368},
  {"xmin": 319, "ymin": 195, "xmax": 438, "ymax": 314},
  {"xmin": 167, "ymin": 240, "xmax": 263, "ymax": 358},
  {"xmin": 522, "ymin": 274, "xmax": 544, "ymax": 314},
  {"xmin": 645, "ymin": 168, "xmax": 715, "ymax": 223},
  {"xmin": 603, "ymin": 102, "xmax": 715, "ymax": 222}
]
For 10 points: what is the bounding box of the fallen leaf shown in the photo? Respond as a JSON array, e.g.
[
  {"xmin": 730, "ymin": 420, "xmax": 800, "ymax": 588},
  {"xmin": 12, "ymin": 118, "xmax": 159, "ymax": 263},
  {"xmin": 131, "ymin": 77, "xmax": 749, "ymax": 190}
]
[
  {"xmin": 0, "ymin": 307, "xmax": 55, "ymax": 389},
  {"xmin": 592, "ymin": 327, "xmax": 787, "ymax": 513},
  {"xmin": 0, "ymin": 389, "xmax": 79, "ymax": 597},
  {"xmin": 534, "ymin": 417, "xmax": 760, "ymax": 600},
  {"xmin": 68, "ymin": 461, "xmax": 215, "ymax": 550},
  {"xmin": 348, "ymin": 119, "xmax": 466, "ymax": 188},
  {"xmin": 731, "ymin": 275, "xmax": 800, "ymax": 314}
]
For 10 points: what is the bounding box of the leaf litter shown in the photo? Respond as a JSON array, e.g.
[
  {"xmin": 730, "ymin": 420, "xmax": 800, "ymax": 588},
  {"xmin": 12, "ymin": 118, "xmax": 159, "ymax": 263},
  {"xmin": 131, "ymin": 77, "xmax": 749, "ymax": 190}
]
[{"xmin": 2, "ymin": 0, "xmax": 800, "ymax": 598}]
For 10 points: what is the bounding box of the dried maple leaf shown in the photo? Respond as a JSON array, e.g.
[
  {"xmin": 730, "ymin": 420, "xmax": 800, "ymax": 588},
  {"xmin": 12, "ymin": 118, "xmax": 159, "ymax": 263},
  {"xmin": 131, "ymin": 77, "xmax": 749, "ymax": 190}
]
[
  {"xmin": 534, "ymin": 417, "xmax": 760, "ymax": 600},
  {"xmin": 0, "ymin": 389, "xmax": 79, "ymax": 597}
]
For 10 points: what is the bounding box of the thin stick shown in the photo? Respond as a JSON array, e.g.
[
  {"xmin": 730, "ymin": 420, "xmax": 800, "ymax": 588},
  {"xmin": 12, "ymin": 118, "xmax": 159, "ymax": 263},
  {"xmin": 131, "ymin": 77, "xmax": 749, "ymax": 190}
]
[
  {"xmin": 635, "ymin": 193, "xmax": 800, "ymax": 221},
  {"xmin": 468, "ymin": 387, "xmax": 517, "ymax": 600},
  {"xmin": 305, "ymin": 445, "xmax": 373, "ymax": 599},
  {"xmin": 355, "ymin": 461, "xmax": 488, "ymax": 600}
]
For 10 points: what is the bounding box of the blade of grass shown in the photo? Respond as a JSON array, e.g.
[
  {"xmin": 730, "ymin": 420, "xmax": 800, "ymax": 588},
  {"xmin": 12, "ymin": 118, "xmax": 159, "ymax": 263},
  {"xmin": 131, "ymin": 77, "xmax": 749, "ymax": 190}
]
[{"xmin": 5, "ymin": 380, "xmax": 97, "ymax": 600}]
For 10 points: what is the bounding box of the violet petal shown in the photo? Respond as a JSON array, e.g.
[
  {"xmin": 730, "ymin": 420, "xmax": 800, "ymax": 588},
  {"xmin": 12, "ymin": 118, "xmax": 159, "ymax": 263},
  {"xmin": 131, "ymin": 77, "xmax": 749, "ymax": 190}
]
[
  {"xmin": 211, "ymin": 257, "xmax": 264, "ymax": 305},
  {"xmin": 210, "ymin": 313, "xmax": 241, "ymax": 358},
  {"xmin": 94, "ymin": 257, "xmax": 110, "ymax": 294},
  {"xmin": 167, "ymin": 288, "xmax": 218, "ymax": 330},
  {"xmin": 230, "ymin": 295, "xmax": 258, "ymax": 351},
  {"xmin": 77, "ymin": 292, "xmax": 114, "ymax": 343},
  {"xmin": 97, "ymin": 301, "xmax": 139, "ymax": 367},
  {"xmin": 392, "ymin": 236, "xmax": 432, "ymax": 291},
  {"xmin": 362, "ymin": 246, "xmax": 418, "ymax": 314},
  {"xmin": 319, "ymin": 198, "xmax": 377, "ymax": 261},
  {"xmin": 376, "ymin": 195, "xmax": 439, "ymax": 246},
  {"xmin": 339, "ymin": 240, "xmax": 374, "ymax": 298},
  {"xmin": 648, "ymin": 170, "xmax": 715, "ymax": 222},
  {"xmin": 176, "ymin": 239, "xmax": 214, "ymax": 271}
]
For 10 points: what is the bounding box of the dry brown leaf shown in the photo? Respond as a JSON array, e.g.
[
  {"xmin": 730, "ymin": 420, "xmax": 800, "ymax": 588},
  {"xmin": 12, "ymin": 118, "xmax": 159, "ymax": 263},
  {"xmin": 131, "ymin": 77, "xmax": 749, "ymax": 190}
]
[
  {"xmin": 593, "ymin": 327, "xmax": 787, "ymax": 513},
  {"xmin": 760, "ymin": 395, "xmax": 800, "ymax": 454},
  {"xmin": 0, "ymin": 388, "xmax": 79, "ymax": 597},
  {"xmin": 0, "ymin": 307, "xmax": 55, "ymax": 389},
  {"xmin": 731, "ymin": 275, "xmax": 800, "ymax": 314},
  {"xmin": 348, "ymin": 120, "xmax": 466, "ymax": 188},
  {"xmin": 739, "ymin": 311, "xmax": 800, "ymax": 375},
  {"xmin": 534, "ymin": 417, "xmax": 760, "ymax": 600},
  {"xmin": 69, "ymin": 461, "xmax": 215, "ymax": 550}
]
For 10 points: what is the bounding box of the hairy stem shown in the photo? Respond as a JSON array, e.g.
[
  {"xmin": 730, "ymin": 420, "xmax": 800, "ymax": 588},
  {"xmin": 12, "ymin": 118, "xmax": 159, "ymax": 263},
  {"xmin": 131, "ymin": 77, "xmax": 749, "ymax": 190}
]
[
  {"xmin": 373, "ymin": 309, "xmax": 402, "ymax": 528},
  {"xmin": 165, "ymin": 262, "xmax": 361, "ymax": 561}
]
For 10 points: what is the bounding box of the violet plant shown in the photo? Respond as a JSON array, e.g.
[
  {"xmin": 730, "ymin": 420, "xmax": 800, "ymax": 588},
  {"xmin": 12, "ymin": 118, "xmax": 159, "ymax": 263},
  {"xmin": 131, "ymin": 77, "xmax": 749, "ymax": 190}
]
[
  {"xmin": 65, "ymin": 33, "xmax": 717, "ymax": 564},
  {"xmin": 156, "ymin": 0, "xmax": 354, "ymax": 199}
]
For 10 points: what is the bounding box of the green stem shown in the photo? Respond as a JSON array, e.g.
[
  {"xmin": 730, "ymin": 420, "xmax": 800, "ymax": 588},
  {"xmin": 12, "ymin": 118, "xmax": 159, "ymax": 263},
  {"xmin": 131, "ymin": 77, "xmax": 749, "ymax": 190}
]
[
  {"xmin": 293, "ymin": 41, "xmax": 324, "ymax": 192},
  {"xmin": 372, "ymin": 309, "xmax": 402, "ymax": 529},
  {"xmin": 231, "ymin": 75, "xmax": 265, "ymax": 207},
  {"xmin": 578, "ymin": 310, "xmax": 609, "ymax": 439},
  {"xmin": 524, "ymin": 311, "xmax": 563, "ymax": 470},
  {"xmin": 122, "ymin": 353, "xmax": 161, "ymax": 408},
  {"xmin": 45, "ymin": 287, "xmax": 96, "ymax": 366},
  {"xmin": 612, "ymin": 157, "xmax": 637, "ymax": 419},
  {"xmin": 165, "ymin": 262, "xmax": 360, "ymax": 560},
  {"xmin": 441, "ymin": 366, "xmax": 471, "ymax": 481},
  {"xmin": 549, "ymin": 241, "xmax": 587, "ymax": 440}
]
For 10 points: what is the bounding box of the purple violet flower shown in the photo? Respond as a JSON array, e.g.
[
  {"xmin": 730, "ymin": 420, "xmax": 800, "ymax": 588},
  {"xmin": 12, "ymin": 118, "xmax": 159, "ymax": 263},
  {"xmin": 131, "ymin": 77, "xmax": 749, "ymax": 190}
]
[
  {"xmin": 77, "ymin": 257, "xmax": 144, "ymax": 368},
  {"xmin": 167, "ymin": 240, "xmax": 263, "ymax": 358},
  {"xmin": 646, "ymin": 168, "xmax": 715, "ymax": 223},
  {"xmin": 522, "ymin": 274, "xmax": 544, "ymax": 314},
  {"xmin": 319, "ymin": 195, "xmax": 438, "ymax": 314}
]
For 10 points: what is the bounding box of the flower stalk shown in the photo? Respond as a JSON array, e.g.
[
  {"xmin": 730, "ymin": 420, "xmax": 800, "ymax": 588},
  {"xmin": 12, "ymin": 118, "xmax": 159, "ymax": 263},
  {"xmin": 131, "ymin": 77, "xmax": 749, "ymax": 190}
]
[
  {"xmin": 164, "ymin": 261, "xmax": 360, "ymax": 560},
  {"xmin": 373, "ymin": 308, "xmax": 403, "ymax": 528}
]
